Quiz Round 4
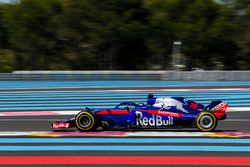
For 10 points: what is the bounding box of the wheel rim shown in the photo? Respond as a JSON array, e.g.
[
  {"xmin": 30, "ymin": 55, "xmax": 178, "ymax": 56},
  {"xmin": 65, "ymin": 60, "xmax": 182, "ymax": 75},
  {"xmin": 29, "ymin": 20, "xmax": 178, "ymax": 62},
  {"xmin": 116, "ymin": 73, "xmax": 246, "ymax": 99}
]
[
  {"xmin": 200, "ymin": 115, "xmax": 213, "ymax": 129},
  {"xmin": 78, "ymin": 115, "xmax": 92, "ymax": 128}
]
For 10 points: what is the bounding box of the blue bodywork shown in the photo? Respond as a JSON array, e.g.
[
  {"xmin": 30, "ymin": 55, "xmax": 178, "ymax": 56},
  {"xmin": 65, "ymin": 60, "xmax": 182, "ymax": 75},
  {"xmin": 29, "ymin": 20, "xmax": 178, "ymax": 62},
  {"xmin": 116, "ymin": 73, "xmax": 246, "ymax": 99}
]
[
  {"xmin": 52, "ymin": 95, "xmax": 227, "ymax": 130},
  {"xmin": 92, "ymin": 97, "xmax": 204, "ymax": 129}
]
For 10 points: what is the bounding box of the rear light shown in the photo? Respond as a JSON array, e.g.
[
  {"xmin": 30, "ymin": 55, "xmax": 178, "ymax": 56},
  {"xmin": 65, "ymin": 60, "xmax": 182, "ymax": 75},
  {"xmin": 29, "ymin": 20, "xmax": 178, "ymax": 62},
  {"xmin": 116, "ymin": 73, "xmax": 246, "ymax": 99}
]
[{"xmin": 52, "ymin": 122, "xmax": 70, "ymax": 128}]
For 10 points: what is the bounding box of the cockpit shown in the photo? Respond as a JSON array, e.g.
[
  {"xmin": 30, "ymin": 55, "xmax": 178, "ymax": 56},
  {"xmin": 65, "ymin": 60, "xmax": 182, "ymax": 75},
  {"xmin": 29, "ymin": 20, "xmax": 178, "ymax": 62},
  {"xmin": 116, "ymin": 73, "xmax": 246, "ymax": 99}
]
[{"xmin": 114, "ymin": 102, "xmax": 139, "ymax": 110}]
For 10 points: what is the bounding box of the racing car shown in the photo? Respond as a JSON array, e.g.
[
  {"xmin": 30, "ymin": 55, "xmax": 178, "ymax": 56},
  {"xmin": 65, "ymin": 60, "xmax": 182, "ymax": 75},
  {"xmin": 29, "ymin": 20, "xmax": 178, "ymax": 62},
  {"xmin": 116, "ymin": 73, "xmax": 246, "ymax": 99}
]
[{"xmin": 51, "ymin": 94, "xmax": 228, "ymax": 132}]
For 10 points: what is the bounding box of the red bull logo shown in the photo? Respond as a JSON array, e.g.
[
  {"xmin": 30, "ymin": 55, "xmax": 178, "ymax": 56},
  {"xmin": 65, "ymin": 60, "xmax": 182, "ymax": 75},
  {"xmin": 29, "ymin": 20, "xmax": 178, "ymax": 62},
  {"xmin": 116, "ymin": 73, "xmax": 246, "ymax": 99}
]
[{"xmin": 136, "ymin": 111, "xmax": 173, "ymax": 126}]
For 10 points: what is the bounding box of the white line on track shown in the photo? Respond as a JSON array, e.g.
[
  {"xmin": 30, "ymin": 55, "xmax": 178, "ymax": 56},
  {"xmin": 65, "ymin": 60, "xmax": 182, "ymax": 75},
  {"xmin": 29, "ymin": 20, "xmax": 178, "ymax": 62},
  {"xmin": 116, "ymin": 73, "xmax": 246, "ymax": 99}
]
[
  {"xmin": 224, "ymin": 119, "xmax": 250, "ymax": 122},
  {"xmin": 0, "ymin": 131, "xmax": 49, "ymax": 136},
  {"xmin": 0, "ymin": 87, "xmax": 249, "ymax": 93},
  {"xmin": 111, "ymin": 88, "xmax": 250, "ymax": 92},
  {"xmin": 0, "ymin": 131, "xmax": 211, "ymax": 137},
  {"xmin": 0, "ymin": 131, "xmax": 249, "ymax": 137},
  {"xmin": 227, "ymin": 107, "xmax": 250, "ymax": 112},
  {"xmin": 127, "ymin": 132, "xmax": 211, "ymax": 137}
]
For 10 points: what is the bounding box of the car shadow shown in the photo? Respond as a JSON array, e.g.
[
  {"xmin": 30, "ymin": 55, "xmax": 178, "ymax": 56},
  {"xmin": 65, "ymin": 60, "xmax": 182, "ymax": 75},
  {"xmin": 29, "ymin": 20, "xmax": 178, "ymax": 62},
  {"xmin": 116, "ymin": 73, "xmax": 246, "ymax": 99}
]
[{"xmin": 51, "ymin": 128, "xmax": 238, "ymax": 133}]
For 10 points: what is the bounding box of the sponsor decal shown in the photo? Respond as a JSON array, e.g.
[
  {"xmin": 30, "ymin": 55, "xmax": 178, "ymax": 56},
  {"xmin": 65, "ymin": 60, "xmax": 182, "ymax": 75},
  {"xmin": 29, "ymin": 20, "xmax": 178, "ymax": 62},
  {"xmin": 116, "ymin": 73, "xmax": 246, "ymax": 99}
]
[
  {"xmin": 153, "ymin": 98, "xmax": 189, "ymax": 113},
  {"xmin": 210, "ymin": 103, "xmax": 228, "ymax": 118},
  {"xmin": 211, "ymin": 103, "xmax": 228, "ymax": 113},
  {"xmin": 158, "ymin": 111, "xmax": 182, "ymax": 117},
  {"xmin": 190, "ymin": 102, "xmax": 198, "ymax": 110},
  {"xmin": 181, "ymin": 114, "xmax": 196, "ymax": 119},
  {"xmin": 136, "ymin": 111, "xmax": 173, "ymax": 126},
  {"xmin": 52, "ymin": 122, "xmax": 70, "ymax": 128},
  {"xmin": 140, "ymin": 110, "xmax": 182, "ymax": 118}
]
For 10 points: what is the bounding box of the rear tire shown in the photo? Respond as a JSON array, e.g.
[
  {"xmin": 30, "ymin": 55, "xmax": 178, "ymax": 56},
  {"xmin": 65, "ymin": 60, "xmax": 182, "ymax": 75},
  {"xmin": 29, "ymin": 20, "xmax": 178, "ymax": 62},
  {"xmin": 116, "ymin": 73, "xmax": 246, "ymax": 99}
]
[
  {"xmin": 75, "ymin": 111, "xmax": 98, "ymax": 131},
  {"xmin": 196, "ymin": 112, "xmax": 217, "ymax": 132}
]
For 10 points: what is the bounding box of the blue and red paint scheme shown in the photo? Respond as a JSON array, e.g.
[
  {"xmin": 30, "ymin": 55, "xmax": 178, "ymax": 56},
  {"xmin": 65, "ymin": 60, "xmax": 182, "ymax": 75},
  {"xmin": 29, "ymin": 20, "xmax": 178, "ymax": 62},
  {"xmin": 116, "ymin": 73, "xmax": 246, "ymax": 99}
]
[{"xmin": 51, "ymin": 95, "xmax": 228, "ymax": 132}]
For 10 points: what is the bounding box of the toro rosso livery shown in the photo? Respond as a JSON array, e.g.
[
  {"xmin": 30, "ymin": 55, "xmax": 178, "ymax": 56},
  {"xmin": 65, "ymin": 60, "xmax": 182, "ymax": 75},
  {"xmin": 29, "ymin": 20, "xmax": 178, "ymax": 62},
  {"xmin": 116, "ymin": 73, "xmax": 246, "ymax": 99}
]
[{"xmin": 52, "ymin": 95, "xmax": 228, "ymax": 132}]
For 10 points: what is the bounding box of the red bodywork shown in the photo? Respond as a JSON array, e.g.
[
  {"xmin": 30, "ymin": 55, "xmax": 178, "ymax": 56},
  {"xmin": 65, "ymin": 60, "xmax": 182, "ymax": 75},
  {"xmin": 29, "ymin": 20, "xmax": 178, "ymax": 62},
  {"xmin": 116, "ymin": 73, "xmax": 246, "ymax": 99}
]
[
  {"xmin": 212, "ymin": 103, "xmax": 228, "ymax": 119},
  {"xmin": 95, "ymin": 109, "xmax": 130, "ymax": 115},
  {"xmin": 52, "ymin": 122, "xmax": 70, "ymax": 129}
]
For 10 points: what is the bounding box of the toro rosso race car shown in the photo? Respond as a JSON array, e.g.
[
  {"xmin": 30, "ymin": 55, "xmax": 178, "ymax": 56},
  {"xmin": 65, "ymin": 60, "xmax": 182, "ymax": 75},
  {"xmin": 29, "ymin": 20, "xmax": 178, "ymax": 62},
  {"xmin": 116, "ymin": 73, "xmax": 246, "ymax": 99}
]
[{"xmin": 52, "ymin": 94, "xmax": 228, "ymax": 132}]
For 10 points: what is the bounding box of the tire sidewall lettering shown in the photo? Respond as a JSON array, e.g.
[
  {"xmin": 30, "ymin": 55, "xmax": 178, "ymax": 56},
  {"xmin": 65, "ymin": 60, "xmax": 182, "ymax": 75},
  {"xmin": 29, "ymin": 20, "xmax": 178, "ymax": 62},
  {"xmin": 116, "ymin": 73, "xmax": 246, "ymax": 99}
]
[
  {"xmin": 196, "ymin": 112, "xmax": 217, "ymax": 131},
  {"xmin": 75, "ymin": 112, "xmax": 95, "ymax": 131}
]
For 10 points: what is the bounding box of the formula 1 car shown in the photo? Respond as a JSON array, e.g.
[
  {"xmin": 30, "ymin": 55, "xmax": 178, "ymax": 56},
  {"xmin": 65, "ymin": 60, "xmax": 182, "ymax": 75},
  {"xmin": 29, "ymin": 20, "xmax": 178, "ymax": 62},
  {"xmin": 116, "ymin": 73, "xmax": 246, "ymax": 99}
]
[{"xmin": 51, "ymin": 94, "xmax": 228, "ymax": 132}]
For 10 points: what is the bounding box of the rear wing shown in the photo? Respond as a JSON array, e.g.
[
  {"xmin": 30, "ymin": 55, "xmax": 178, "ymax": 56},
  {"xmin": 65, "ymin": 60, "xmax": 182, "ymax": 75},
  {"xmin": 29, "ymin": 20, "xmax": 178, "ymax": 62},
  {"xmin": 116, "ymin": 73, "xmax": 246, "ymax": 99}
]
[{"xmin": 205, "ymin": 100, "xmax": 228, "ymax": 119}]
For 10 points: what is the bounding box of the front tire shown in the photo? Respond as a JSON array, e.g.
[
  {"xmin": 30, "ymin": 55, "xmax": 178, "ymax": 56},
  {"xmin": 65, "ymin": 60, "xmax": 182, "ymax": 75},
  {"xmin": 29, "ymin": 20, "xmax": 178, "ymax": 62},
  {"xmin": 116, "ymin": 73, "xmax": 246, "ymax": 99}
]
[
  {"xmin": 75, "ymin": 111, "xmax": 98, "ymax": 131},
  {"xmin": 196, "ymin": 112, "xmax": 217, "ymax": 132}
]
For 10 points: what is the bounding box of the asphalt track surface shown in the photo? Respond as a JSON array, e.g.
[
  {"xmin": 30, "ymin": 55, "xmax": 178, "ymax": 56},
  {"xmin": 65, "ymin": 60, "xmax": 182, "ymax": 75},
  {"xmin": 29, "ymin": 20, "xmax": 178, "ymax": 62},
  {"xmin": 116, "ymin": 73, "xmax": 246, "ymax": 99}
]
[
  {"xmin": 0, "ymin": 112, "xmax": 250, "ymax": 131},
  {"xmin": 0, "ymin": 86, "xmax": 250, "ymax": 167},
  {"xmin": 0, "ymin": 112, "xmax": 249, "ymax": 167}
]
